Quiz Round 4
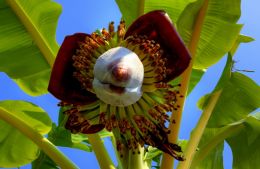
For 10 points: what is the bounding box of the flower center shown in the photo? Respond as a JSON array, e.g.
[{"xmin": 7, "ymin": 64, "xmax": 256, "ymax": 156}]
[{"xmin": 93, "ymin": 47, "xmax": 144, "ymax": 107}]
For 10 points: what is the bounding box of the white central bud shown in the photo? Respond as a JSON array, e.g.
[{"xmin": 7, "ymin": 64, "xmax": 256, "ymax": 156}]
[{"xmin": 93, "ymin": 47, "xmax": 144, "ymax": 106}]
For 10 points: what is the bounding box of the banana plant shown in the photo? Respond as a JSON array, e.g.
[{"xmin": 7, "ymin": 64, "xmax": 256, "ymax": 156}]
[{"xmin": 0, "ymin": 0, "xmax": 259, "ymax": 169}]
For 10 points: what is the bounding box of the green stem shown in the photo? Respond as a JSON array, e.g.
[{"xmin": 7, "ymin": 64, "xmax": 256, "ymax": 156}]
[
  {"xmin": 111, "ymin": 135, "xmax": 129, "ymax": 169},
  {"xmin": 0, "ymin": 108, "xmax": 78, "ymax": 169},
  {"xmin": 137, "ymin": 0, "xmax": 145, "ymax": 17},
  {"xmin": 177, "ymin": 90, "xmax": 222, "ymax": 169},
  {"xmin": 161, "ymin": 0, "xmax": 209, "ymax": 168},
  {"xmin": 116, "ymin": 1, "xmax": 146, "ymax": 168},
  {"xmin": 6, "ymin": 0, "xmax": 56, "ymax": 66},
  {"xmin": 87, "ymin": 134, "xmax": 116, "ymax": 169},
  {"xmin": 191, "ymin": 123, "xmax": 244, "ymax": 168},
  {"xmin": 127, "ymin": 145, "xmax": 149, "ymax": 169}
]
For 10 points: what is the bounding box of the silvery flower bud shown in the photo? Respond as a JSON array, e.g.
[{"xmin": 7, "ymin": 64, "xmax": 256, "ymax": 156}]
[{"xmin": 93, "ymin": 47, "xmax": 144, "ymax": 106}]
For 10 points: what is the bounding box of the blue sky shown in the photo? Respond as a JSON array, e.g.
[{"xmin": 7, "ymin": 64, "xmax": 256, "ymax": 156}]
[{"xmin": 0, "ymin": 0, "xmax": 259, "ymax": 169}]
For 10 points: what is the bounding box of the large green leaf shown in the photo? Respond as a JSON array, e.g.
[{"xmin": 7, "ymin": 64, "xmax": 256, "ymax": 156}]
[
  {"xmin": 198, "ymin": 55, "xmax": 260, "ymax": 127},
  {"xmin": 177, "ymin": 0, "xmax": 242, "ymax": 69},
  {"xmin": 208, "ymin": 73, "xmax": 260, "ymax": 127},
  {"xmin": 226, "ymin": 113, "xmax": 260, "ymax": 169},
  {"xmin": 0, "ymin": 100, "xmax": 52, "ymax": 168},
  {"xmin": 230, "ymin": 35, "xmax": 254, "ymax": 56},
  {"xmin": 195, "ymin": 129, "xmax": 224, "ymax": 169},
  {"xmin": 115, "ymin": 0, "xmax": 139, "ymax": 26},
  {"xmin": 192, "ymin": 114, "xmax": 260, "ymax": 169},
  {"xmin": 188, "ymin": 69, "xmax": 205, "ymax": 94},
  {"xmin": 115, "ymin": 0, "xmax": 194, "ymax": 28},
  {"xmin": 0, "ymin": 0, "xmax": 61, "ymax": 96},
  {"xmin": 48, "ymin": 124, "xmax": 92, "ymax": 152},
  {"xmin": 193, "ymin": 56, "xmax": 260, "ymax": 168},
  {"xmin": 144, "ymin": 0, "xmax": 195, "ymax": 24}
]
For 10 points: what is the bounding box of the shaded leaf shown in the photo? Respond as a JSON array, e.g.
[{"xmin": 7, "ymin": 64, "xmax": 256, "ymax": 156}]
[
  {"xmin": 145, "ymin": 140, "xmax": 187, "ymax": 168},
  {"xmin": 170, "ymin": 68, "xmax": 205, "ymax": 95},
  {"xmin": 208, "ymin": 72, "xmax": 260, "ymax": 127},
  {"xmin": 144, "ymin": 147, "xmax": 162, "ymax": 161},
  {"xmin": 188, "ymin": 69, "xmax": 205, "ymax": 94},
  {"xmin": 177, "ymin": 0, "xmax": 242, "ymax": 69},
  {"xmin": 193, "ymin": 55, "xmax": 260, "ymax": 168},
  {"xmin": 192, "ymin": 114, "xmax": 260, "ymax": 169},
  {"xmin": 0, "ymin": 100, "xmax": 52, "ymax": 168},
  {"xmin": 32, "ymin": 152, "xmax": 58, "ymax": 169},
  {"xmin": 0, "ymin": 0, "xmax": 61, "ymax": 96},
  {"xmin": 226, "ymin": 113, "xmax": 260, "ymax": 169},
  {"xmin": 48, "ymin": 124, "xmax": 92, "ymax": 152},
  {"xmin": 48, "ymin": 124, "xmax": 112, "ymax": 152},
  {"xmin": 195, "ymin": 129, "xmax": 224, "ymax": 169},
  {"xmin": 197, "ymin": 93, "xmax": 210, "ymax": 110}
]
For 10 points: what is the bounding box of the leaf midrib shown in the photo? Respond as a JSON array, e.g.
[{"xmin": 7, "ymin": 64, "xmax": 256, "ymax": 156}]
[{"xmin": 6, "ymin": 0, "xmax": 56, "ymax": 67}]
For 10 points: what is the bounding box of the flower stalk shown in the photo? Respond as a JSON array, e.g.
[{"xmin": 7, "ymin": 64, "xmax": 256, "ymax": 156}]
[
  {"xmin": 161, "ymin": 0, "xmax": 209, "ymax": 168},
  {"xmin": 87, "ymin": 134, "xmax": 116, "ymax": 169},
  {"xmin": 48, "ymin": 9, "xmax": 190, "ymax": 169},
  {"xmin": 128, "ymin": 145, "xmax": 149, "ymax": 169},
  {"xmin": 0, "ymin": 108, "xmax": 78, "ymax": 169},
  {"xmin": 111, "ymin": 135, "xmax": 128, "ymax": 169},
  {"xmin": 177, "ymin": 90, "xmax": 222, "ymax": 169}
]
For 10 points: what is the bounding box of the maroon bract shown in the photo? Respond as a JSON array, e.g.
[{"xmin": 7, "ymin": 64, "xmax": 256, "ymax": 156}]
[
  {"xmin": 126, "ymin": 10, "xmax": 190, "ymax": 82},
  {"xmin": 48, "ymin": 10, "xmax": 191, "ymax": 160},
  {"xmin": 48, "ymin": 33, "xmax": 97, "ymax": 105}
]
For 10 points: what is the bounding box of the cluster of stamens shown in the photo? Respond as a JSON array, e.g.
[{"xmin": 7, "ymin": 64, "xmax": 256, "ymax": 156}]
[
  {"xmin": 125, "ymin": 35, "xmax": 170, "ymax": 92},
  {"xmin": 63, "ymin": 20, "xmax": 184, "ymax": 160}
]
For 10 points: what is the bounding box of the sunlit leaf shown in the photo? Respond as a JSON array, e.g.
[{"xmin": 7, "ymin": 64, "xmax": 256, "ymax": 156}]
[
  {"xmin": 177, "ymin": 0, "xmax": 242, "ymax": 69},
  {"xmin": 115, "ymin": 0, "xmax": 139, "ymax": 26},
  {"xmin": 115, "ymin": 0, "xmax": 195, "ymax": 27},
  {"xmin": 0, "ymin": 0, "xmax": 61, "ymax": 96},
  {"xmin": 193, "ymin": 55, "xmax": 260, "ymax": 168},
  {"xmin": 144, "ymin": 147, "xmax": 162, "ymax": 169},
  {"xmin": 230, "ymin": 35, "xmax": 254, "ymax": 56},
  {"xmin": 144, "ymin": 0, "xmax": 195, "ymax": 23},
  {"xmin": 0, "ymin": 100, "xmax": 52, "ymax": 168},
  {"xmin": 198, "ymin": 56, "xmax": 260, "ymax": 127},
  {"xmin": 98, "ymin": 130, "xmax": 113, "ymax": 138}
]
